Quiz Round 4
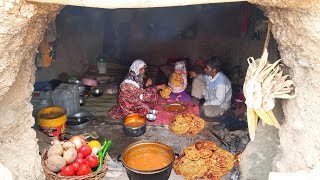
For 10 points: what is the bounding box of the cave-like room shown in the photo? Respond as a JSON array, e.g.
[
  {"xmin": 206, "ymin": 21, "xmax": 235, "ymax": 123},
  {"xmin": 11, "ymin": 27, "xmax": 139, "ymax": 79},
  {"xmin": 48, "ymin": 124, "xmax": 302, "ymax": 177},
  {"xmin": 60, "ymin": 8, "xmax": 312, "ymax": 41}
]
[{"xmin": 0, "ymin": 0, "xmax": 319, "ymax": 180}]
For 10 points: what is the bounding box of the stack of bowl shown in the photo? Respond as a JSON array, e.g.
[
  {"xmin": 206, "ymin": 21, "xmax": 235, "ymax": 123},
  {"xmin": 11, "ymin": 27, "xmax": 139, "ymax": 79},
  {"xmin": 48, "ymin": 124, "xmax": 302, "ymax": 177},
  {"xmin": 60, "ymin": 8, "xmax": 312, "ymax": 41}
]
[{"xmin": 146, "ymin": 110, "xmax": 158, "ymax": 122}]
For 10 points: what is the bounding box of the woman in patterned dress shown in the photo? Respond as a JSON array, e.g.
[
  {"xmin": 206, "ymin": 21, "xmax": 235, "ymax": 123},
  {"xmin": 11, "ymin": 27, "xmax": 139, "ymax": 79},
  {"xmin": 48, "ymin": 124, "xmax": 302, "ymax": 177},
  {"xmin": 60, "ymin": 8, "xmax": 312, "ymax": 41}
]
[{"xmin": 108, "ymin": 59, "xmax": 164, "ymax": 119}]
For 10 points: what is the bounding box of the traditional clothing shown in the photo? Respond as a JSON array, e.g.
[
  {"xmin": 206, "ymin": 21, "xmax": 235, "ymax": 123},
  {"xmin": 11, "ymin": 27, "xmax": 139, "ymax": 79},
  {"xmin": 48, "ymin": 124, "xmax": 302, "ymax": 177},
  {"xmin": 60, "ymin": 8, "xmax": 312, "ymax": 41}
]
[
  {"xmin": 108, "ymin": 60, "xmax": 158, "ymax": 119},
  {"xmin": 202, "ymin": 72, "xmax": 232, "ymax": 117},
  {"xmin": 168, "ymin": 61, "xmax": 191, "ymax": 102},
  {"xmin": 191, "ymin": 74, "xmax": 206, "ymax": 99}
]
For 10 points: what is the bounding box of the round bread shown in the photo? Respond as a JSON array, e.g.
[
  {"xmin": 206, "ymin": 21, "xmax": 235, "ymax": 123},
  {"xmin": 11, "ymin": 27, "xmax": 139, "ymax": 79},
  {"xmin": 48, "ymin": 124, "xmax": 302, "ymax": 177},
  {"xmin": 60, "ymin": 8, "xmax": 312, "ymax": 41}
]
[
  {"xmin": 206, "ymin": 149, "xmax": 234, "ymax": 172},
  {"xmin": 175, "ymin": 156, "xmax": 208, "ymax": 179},
  {"xmin": 199, "ymin": 148, "xmax": 213, "ymax": 159},
  {"xmin": 173, "ymin": 156, "xmax": 183, "ymax": 175},
  {"xmin": 188, "ymin": 117, "xmax": 206, "ymax": 136},
  {"xmin": 169, "ymin": 119, "xmax": 190, "ymax": 135},
  {"xmin": 195, "ymin": 141, "xmax": 219, "ymax": 151},
  {"xmin": 183, "ymin": 145, "xmax": 201, "ymax": 161},
  {"xmin": 204, "ymin": 170, "xmax": 228, "ymax": 180}
]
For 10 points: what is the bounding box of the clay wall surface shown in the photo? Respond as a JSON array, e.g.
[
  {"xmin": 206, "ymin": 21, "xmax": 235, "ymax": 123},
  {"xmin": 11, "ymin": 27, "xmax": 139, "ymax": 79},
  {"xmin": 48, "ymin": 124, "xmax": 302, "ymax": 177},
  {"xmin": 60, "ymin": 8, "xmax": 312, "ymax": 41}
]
[{"xmin": 0, "ymin": 0, "xmax": 61, "ymax": 179}]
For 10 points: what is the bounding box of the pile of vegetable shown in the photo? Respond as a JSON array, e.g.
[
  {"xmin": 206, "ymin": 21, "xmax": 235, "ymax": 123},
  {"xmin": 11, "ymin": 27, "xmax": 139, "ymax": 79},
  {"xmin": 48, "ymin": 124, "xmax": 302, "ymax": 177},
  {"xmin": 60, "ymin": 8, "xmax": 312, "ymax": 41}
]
[
  {"xmin": 244, "ymin": 49, "xmax": 296, "ymax": 141},
  {"xmin": 44, "ymin": 135, "xmax": 112, "ymax": 176}
]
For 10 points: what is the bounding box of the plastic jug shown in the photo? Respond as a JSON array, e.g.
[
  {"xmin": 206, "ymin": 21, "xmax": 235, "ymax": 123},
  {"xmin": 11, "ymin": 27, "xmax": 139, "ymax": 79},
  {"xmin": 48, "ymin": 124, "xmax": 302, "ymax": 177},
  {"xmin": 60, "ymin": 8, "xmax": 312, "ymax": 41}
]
[
  {"xmin": 33, "ymin": 99, "xmax": 49, "ymax": 117},
  {"xmin": 96, "ymin": 54, "xmax": 107, "ymax": 74},
  {"xmin": 71, "ymin": 85, "xmax": 80, "ymax": 112},
  {"xmin": 51, "ymin": 84, "xmax": 79, "ymax": 116}
]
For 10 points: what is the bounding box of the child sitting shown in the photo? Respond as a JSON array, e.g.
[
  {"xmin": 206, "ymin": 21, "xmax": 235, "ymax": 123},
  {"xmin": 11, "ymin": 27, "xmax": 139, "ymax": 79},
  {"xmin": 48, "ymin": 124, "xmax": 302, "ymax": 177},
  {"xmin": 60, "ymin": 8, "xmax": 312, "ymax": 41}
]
[
  {"xmin": 189, "ymin": 65, "xmax": 206, "ymax": 100},
  {"xmin": 168, "ymin": 61, "xmax": 191, "ymax": 102}
]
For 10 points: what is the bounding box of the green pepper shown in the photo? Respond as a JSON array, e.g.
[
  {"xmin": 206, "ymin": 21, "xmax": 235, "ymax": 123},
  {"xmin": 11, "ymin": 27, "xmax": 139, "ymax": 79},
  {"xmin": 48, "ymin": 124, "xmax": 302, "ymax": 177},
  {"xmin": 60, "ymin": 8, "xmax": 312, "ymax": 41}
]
[{"xmin": 95, "ymin": 139, "xmax": 112, "ymax": 171}]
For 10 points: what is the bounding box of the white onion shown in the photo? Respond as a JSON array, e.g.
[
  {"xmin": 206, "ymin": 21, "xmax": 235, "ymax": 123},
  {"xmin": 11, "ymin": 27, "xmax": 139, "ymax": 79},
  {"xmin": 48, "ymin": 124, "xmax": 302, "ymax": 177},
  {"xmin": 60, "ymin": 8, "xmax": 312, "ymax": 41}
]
[{"xmin": 68, "ymin": 135, "xmax": 86, "ymax": 150}]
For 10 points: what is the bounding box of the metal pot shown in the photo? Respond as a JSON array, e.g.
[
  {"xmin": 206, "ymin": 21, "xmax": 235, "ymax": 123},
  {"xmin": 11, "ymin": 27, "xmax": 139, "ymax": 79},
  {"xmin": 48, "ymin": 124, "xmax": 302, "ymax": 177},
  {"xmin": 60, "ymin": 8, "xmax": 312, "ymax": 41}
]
[
  {"xmin": 78, "ymin": 85, "xmax": 86, "ymax": 95},
  {"xmin": 69, "ymin": 79, "xmax": 84, "ymax": 86},
  {"xmin": 123, "ymin": 114, "xmax": 146, "ymax": 137},
  {"xmin": 120, "ymin": 141, "xmax": 175, "ymax": 180},
  {"xmin": 66, "ymin": 111, "xmax": 93, "ymax": 130},
  {"xmin": 91, "ymin": 88, "xmax": 103, "ymax": 97}
]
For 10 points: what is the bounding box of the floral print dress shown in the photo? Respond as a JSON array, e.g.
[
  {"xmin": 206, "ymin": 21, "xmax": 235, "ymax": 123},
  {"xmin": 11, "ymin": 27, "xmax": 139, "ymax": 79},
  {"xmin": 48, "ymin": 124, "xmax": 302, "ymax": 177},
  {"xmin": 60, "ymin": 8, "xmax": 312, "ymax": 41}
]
[{"xmin": 108, "ymin": 83, "xmax": 158, "ymax": 119}]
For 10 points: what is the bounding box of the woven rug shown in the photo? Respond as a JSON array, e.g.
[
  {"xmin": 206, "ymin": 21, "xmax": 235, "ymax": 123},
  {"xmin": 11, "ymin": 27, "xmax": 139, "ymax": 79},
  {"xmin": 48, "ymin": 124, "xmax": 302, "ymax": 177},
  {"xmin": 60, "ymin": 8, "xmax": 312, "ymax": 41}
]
[{"xmin": 147, "ymin": 98, "xmax": 200, "ymax": 125}]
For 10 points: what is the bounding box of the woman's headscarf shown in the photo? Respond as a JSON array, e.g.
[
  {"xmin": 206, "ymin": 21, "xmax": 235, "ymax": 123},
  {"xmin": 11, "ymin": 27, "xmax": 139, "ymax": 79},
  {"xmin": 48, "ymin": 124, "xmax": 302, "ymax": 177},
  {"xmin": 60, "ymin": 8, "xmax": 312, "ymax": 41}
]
[
  {"xmin": 174, "ymin": 61, "xmax": 187, "ymax": 74},
  {"xmin": 122, "ymin": 59, "xmax": 146, "ymax": 88}
]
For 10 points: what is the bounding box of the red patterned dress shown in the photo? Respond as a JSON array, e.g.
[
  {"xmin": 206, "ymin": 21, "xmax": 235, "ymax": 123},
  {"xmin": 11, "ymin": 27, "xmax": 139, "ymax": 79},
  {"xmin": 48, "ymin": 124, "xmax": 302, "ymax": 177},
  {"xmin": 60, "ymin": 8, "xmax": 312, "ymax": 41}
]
[{"xmin": 108, "ymin": 83, "xmax": 158, "ymax": 119}]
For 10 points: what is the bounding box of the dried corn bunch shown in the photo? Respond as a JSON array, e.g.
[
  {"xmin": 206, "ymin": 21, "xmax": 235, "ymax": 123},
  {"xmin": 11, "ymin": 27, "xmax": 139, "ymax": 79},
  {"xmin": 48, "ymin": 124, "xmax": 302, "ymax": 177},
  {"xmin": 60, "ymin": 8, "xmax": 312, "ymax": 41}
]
[{"xmin": 243, "ymin": 49, "xmax": 296, "ymax": 141}]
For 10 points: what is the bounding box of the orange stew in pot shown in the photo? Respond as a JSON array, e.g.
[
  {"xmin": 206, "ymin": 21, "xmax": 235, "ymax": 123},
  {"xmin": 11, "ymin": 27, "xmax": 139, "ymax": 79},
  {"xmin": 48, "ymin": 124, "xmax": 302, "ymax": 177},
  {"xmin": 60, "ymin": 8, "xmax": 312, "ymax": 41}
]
[
  {"xmin": 124, "ymin": 114, "xmax": 145, "ymax": 127},
  {"xmin": 123, "ymin": 144, "xmax": 173, "ymax": 171}
]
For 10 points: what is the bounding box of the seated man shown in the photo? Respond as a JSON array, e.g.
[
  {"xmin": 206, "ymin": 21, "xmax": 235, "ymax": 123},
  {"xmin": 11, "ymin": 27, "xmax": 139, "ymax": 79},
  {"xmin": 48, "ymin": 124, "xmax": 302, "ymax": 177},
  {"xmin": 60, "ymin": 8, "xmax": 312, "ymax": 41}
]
[{"xmin": 202, "ymin": 56, "xmax": 232, "ymax": 117}]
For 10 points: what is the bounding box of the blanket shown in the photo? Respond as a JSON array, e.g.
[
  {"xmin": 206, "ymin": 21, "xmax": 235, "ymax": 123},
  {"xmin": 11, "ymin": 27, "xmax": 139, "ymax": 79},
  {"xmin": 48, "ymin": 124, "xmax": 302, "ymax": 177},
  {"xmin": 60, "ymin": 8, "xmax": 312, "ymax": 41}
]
[{"xmin": 147, "ymin": 98, "xmax": 200, "ymax": 125}]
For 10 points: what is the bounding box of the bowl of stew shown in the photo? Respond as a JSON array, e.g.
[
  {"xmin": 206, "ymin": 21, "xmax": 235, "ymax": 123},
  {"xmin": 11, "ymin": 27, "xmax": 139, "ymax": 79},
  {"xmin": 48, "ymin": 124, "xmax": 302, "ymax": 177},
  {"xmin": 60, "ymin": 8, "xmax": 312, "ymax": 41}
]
[{"xmin": 121, "ymin": 141, "xmax": 175, "ymax": 180}]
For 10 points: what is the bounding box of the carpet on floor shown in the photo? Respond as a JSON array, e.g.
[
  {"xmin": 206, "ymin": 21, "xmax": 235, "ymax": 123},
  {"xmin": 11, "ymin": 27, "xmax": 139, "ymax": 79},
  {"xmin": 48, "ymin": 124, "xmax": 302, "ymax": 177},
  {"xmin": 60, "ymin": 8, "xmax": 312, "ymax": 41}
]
[{"xmin": 147, "ymin": 98, "xmax": 200, "ymax": 125}]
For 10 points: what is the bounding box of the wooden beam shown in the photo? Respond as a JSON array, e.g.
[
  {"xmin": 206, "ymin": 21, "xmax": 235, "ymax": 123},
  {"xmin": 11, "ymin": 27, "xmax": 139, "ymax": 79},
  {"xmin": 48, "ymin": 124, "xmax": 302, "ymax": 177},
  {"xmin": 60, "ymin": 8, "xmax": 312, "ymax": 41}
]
[{"xmin": 26, "ymin": 0, "xmax": 246, "ymax": 9}]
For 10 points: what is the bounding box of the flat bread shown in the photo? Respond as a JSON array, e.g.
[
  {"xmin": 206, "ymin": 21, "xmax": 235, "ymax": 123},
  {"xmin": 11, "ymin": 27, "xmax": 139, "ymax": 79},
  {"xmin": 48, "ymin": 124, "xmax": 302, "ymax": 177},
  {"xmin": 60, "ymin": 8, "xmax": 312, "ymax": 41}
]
[
  {"xmin": 206, "ymin": 149, "xmax": 234, "ymax": 172},
  {"xmin": 169, "ymin": 113, "xmax": 206, "ymax": 136},
  {"xmin": 198, "ymin": 148, "xmax": 213, "ymax": 159},
  {"xmin": 204, "ymin": 170, "xmax": 227, "ymax": 180},
  {"xmin": 170, "ymin": 72, "xmax": 182, "ymax": 87},
  {"xmin": 175, "ymin": 156, "xmax": 208, "ymax": 180},
  {"xmin": 183, "ymin": 145, "xmax": 201, "ymax": 161},
  {"xmin": 169, "ymin": 119, "xmax": 190, "ymax": 135},
  {"xmin": 195, "ymin": 141, "xmax": 219, "ymax": 151},
  {"xmin": 174, "ymin": 141, "xmax": 234, "ymax": 180},
  {"xmin": 173, "ymin": 156, "xmax": 183, "ymax": 175},
  {"xmin": 183, "ymin": 112, "xmax": 196, "ymax": 118},
  {"xmin": 188, "ymin": 117, "xmax": 206, "ymax": 136},
  {"xmin": 160, "ymin": 86, "xmax": 172, "ymax": 99}
]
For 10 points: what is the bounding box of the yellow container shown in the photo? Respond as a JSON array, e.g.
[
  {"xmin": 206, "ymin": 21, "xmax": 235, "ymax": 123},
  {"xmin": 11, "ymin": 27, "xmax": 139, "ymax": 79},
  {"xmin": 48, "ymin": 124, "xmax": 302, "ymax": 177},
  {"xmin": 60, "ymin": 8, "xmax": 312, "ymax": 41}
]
[{"xmin": 37, "ymin": 106, "xmax": 67, "ymax": 137}]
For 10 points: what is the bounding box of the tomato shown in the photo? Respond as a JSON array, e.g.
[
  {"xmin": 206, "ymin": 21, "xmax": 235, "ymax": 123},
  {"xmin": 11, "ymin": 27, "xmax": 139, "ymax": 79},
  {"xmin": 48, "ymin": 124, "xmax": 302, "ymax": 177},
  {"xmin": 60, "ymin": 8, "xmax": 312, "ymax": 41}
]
[
  {"xmin": 85, "ymin": 155, "xmax": 99, "ymax": 168},
  {"xmin": 77, "ymin": 153, "xmax": 84, "ymax": 159},
  {"xmin": 75, "ymin": 158, "xmax": 86, "ymax": 166},
  {"xmin": 78, "ymin": 145, "xmax": 92, "ymax": 157},
  {"xmin": 77, "ymin": 164, "xmax": 92, "ymax": 176},
  {"xmin": 70, "ymin": 162, "xmax": 79, "ymax": 171},
  {"xmin": 61, "ymin": 166, "xmax": 76, "ymax": 176}
]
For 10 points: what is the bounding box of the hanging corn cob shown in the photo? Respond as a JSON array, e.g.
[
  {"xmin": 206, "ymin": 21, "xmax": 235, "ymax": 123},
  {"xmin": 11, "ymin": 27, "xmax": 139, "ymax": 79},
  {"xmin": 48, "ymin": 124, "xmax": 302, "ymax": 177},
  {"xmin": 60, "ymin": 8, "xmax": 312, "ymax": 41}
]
[{"xmin": 243, "ymin": 49, "xmax": 296, "ymax": 141}]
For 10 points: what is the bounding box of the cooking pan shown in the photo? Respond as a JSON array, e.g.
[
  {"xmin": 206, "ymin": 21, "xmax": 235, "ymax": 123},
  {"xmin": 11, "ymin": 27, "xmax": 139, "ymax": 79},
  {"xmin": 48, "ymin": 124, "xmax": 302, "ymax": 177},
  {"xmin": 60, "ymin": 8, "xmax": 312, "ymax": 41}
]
[
  {"xmin": 66, "ymin": 111, "xmax": 93, "ymax": 130},
  {"xmin": 118, "ymin": 141, "xmax": 175, "ymax": 180}
]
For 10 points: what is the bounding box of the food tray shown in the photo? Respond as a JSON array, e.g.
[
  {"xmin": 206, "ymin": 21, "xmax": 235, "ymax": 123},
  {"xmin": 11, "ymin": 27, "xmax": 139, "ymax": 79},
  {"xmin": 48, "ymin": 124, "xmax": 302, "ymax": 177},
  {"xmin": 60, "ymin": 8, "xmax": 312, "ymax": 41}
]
[{"xmin": 163, "ymin": 103, "xmax": 187, "ymax": 113}]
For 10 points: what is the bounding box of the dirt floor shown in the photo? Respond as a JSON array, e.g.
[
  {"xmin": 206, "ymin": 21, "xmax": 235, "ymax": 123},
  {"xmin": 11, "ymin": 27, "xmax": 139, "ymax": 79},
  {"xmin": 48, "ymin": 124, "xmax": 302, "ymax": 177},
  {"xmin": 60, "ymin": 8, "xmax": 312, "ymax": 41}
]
[{"xmin": 35, "ymin": 92, "xmax": 249, "ymax": 179}]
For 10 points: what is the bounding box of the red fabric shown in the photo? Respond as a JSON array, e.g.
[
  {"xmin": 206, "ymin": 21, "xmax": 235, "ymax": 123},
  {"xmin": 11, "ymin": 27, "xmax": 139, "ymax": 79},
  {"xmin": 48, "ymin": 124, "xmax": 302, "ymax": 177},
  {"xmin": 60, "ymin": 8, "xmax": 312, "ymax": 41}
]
[
  {"xmin": 147, "ymin": 98, "xmax": 200, "ymax": 125},
  {"xmin": 195, "ymin": 59, "xmax": 205, "ymax": 68},
  {"xmin": 240, "ymin": 5, "xmax": 250, "ymax": 33},
  {"xmin": 108, "ymin": 83, "xmax": 158, "ymax": 119},
  {"xmin": 235, "ymin": 93, "xmax": 245, "ymax": 103}
]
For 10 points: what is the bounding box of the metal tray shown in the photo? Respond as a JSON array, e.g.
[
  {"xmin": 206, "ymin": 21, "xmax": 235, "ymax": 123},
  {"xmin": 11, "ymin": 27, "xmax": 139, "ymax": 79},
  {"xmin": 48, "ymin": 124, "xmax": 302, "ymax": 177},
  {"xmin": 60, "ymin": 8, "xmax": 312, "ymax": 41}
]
[{"xmin": 163, "ymin": 103, "xmax": 187, "ymax": 113}]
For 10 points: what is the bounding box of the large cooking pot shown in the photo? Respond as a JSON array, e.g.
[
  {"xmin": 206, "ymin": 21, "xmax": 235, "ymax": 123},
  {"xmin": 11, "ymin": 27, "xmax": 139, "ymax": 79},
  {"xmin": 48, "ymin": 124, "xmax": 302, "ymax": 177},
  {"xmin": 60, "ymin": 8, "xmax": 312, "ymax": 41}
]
[
  {"xmin": 120, "ymin": 141, "xmax": 175, "ymax": 180},
  {"xmin": 123, "ymin": 114, "xmax": 146, "ymax": 137}
]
